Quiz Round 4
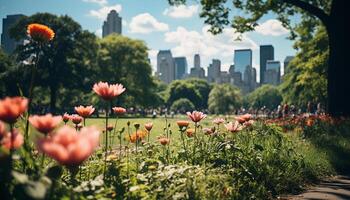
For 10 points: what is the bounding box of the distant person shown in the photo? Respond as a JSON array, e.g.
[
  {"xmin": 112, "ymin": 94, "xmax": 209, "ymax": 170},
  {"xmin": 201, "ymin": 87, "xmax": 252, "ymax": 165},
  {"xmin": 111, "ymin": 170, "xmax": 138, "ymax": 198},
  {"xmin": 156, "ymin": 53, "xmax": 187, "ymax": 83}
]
[
  {"xmin": 152, "ymin": 110, "xmax": 157, "ymax": 118},
  {"xmin": 307, "ymin": 101, "xmax": 312, "ymax": 114},
  {"xmin": 277, "ymin": 105, "xmax": 282, "ymax": 118}
]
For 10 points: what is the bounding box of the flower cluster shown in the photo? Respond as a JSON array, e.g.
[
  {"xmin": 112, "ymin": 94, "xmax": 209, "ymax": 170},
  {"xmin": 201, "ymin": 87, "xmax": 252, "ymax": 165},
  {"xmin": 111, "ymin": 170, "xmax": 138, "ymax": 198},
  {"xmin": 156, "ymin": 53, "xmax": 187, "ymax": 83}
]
[{"xmin": 27, "ymin": 23, "xmax": 55, "ymax": 43}]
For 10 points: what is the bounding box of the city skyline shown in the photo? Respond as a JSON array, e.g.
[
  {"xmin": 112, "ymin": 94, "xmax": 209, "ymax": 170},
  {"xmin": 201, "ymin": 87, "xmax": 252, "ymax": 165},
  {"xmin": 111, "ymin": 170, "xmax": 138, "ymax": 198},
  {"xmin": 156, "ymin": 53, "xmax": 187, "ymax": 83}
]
[{"xmin": 0, "ymin": 0, "xmax": 297, "ymax": 80}]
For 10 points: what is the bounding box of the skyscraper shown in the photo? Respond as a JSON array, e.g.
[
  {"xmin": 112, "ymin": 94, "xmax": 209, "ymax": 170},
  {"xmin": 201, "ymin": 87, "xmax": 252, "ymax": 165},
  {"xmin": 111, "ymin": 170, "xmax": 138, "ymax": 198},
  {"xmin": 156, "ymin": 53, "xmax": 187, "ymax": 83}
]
[
  {"xmin": 260, "ymin": 45, "xmax": 274, "ymax": 84},
  {"xmin": 174, "ymin": 57, "xmax": 188, "ymax": 79},
  {"xmin": 265, "ymin": 60, "xmax": 281, "ymax": 85},
  {"xmin": 194, "ymin": 54, "xmax": 200, "ymax": 68},
  {"xmin": 207, "ymin": 59, "xmax": 221, "ymax": 83},
  {"xmin": 234, "ymin": 49, "xmax": 252, "ymax": 81},
  {"xmin": 1, "ymin": 14, "xmax": 25, "ymax": 54},
  {"xmin": 283, "ymin": 56, "xmax": 294, "ymax": 74},
  {"xmin": 157, "ymin": 50, "xmax": 175, "ymax": 84},
  {"xmin": 102, "ymin": 10, "xmax": 122, "ymax": 37}
]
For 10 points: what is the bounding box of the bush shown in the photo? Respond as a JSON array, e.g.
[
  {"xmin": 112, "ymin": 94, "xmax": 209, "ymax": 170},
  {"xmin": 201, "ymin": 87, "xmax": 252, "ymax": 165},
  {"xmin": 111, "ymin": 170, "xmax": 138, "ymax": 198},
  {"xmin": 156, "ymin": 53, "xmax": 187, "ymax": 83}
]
[{"xmin": 170, "ymin": 98, "xmax": 195, "ymax": 113}]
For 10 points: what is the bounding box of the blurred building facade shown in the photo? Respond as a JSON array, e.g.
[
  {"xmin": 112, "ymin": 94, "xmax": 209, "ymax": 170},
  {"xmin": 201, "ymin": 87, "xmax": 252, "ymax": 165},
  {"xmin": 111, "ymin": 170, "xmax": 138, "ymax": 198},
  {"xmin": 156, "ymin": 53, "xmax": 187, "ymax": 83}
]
[
  {"xmin": 1, "ymin": 14, "xmax": 25, "ymax": 54},
  {"xmin": 102, "ymin": 10, "xmax": 122, "ymax": 37}
]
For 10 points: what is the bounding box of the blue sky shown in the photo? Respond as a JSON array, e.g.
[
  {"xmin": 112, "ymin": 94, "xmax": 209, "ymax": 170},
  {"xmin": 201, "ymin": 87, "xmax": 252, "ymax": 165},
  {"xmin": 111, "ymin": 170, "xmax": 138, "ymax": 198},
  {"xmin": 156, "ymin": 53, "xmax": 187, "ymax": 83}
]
[{"xmin": 0, "ymin": 0, "xmax": 296, "ymax": 81}]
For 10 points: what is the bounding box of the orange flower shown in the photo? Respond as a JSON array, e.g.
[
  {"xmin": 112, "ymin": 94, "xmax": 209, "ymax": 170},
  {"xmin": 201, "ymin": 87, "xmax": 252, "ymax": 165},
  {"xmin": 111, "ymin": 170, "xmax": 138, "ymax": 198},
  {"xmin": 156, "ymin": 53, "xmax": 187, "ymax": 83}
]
[
  {"xmin": 37, "ymin": 126, "xmax": 100, "ymax": 167},
  {"xmin": 74, "ymin": 105, "xmax": 95, "ymax": 118},
  {"xmin": 112, "ymin": 107, "xmax": 127, "ymax": 115},
  {"xmin": 93, "ymin": 82, "xmax": 126, "ymax": 101},
  {"xmin": 27, "ymin": 23, "xmax": 55, "ymax": 43},
  {"xmin": 70, "ymin": 114, "xmax": 83, "ymax": 125},
  {"xmin": 158, "ymin": 136, "xmax": 170, "ymax": 146},
  {"xmin": 144, "ymin": 122, "xmax": 153, "ymax": 131},
  {"xmin": 1, "ymin": 129, "xmax": 24, "ymax": 150},
  {"xmin": 176, "ymin": 120, "xmax": 190, "ymax": 129},
  {"xmin": 306, "ymin": 118, "xmax": 314, "ymax": 127},
  {"xmin": 186, "ymin": 128, "xmax": 195, "ymax": 137},
  {"xmin": 186, "ymin": 111, "xmax": 206, "ymax": 123},
  {"xmin": 127, "ymin": 130, "xmax": 147, "ymax": 143},
  {"xmin": 0, "ymin": 97, "xmax": 28, "ymax": 124},
  {"xmin": 29, "ymin": 114, "xmax": 62, "ymax": 134}
]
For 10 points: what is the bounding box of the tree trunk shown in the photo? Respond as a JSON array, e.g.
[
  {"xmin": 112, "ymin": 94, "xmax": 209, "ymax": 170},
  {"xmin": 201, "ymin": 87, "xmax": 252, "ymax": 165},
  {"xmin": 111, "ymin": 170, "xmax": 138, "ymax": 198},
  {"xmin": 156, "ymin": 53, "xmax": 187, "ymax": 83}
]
[
  {"xmin": 326, "ymin": 0, "xmax": 350, "ymax": 117},
  {"xmin": 50, "ymin": 84, "xmax": 58, "ymax": 114}
]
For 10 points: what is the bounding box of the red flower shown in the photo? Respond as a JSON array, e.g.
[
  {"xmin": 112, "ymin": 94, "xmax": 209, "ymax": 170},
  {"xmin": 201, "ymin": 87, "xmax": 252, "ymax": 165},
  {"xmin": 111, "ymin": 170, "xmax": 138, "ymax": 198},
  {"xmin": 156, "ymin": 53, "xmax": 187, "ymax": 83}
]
[
  {"xmin": 62, "ymin": 113, "xmax": 71, "ymax": 123},
  {"xmin": 0, "ymin": 121, "xmax": 5, "ymax": 137},
  {"xmin": 36, "ymin": 126, "xmax": 100, "ymax": 167},
  {"xmin": 0, "ymin": 97, "xmax": 28, "ymax": 124},
  {"xmin": 74, "ymin": 105, "xmax": 95, "ymax": 118},
  {"xmin": 144, "ymin": 122, "xmax": 153, "ymax": 131},
  {"xmin": 186, "ymin": 128, "xmax": 195, "ymax": 137},
  {"xmin": 93, "ymin": 82, "xmax": 125, "ymax": 101},
  {"xmin": 1, "ymin": 129, "xmax": 24, "ymax": 150},
  {"xmin": 29, "ymin": 114, "xmax": 62, "ymax": 134},
  {"xmin": 27, "ymin": 23, "xmax": 55, "ymax": 43},
  {"xmin": 186, "ymin": 111, "xmax": 206, "ymax": 123},
  {"xmin": 107, "ymin": 125, "xmax": 114, "ymax": 132},
  {"xmin": 112, "ymin": 107, "xmax": 127, "ymax": 115},
  {"xmin": 70, "ymin": 114, "xmax": 83, "ymax": 125}
]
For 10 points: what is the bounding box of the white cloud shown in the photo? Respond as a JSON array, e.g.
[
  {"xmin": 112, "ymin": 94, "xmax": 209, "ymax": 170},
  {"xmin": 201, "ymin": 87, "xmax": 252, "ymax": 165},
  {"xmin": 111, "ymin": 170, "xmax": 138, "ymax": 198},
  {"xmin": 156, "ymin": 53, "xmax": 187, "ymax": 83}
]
[
  {"xmin": 255, "ymin": 19, "xmax": 289, "ymax": 36},
  {"xmin": 164, "ymin": 26, "xmax": 258, "ymax": 69},
  {"xmin": 89, "ymin": 4, "xmax": 122, "ymax": 20},
  {"xmin": 163, "ymin": 5, "xmax": 199, "ymax": 18},
  {"xmin": 83, "ymin": 0, "xmax": 107, "ymax": 6},
  {"xmin": 129, "ymin": 13, "xmax": 169, "ymax": 34}
]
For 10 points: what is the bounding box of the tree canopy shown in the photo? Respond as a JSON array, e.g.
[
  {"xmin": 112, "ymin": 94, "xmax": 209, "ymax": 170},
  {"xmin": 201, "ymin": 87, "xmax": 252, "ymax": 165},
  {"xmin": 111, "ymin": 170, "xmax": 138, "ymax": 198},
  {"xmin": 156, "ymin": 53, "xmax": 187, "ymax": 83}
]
[
  {"xmin": 208, "ymin": 84, "xmax": 241, "ymax": 114},
  {"xmin": 246, "ymin": 84, "xmax": 282, "ymax": 110}
]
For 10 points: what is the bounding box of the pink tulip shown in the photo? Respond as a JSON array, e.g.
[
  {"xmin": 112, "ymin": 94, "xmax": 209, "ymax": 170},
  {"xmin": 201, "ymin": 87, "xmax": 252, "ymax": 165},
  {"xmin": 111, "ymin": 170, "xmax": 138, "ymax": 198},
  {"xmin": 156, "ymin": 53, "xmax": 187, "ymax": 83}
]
[
  {"xmin": 186, "ymin": 111, "xmax": 206, "ymax": 123},
  {"xmin": 62, "ymin": 113, "xmax": 71, "ymax": 123},
  {"xmin": 213, "ymin": 118, "xmax": 225, "ymax": 125},
  {"xmin": 37, "ymin": 126, "xmax": 100, "ymax": 167},
  {"xmin": 93, "ymin": 82, "xmax": 125, "ymax": 101},
  {"xmin": 224, "ymin": 121, "xmax": 242, "ymax": 133},
  {"xmin": 0, "ymin": 97, "xmax": 28, "ymax": 124},
  {"xmin": 1, "ymin": 129, "xmax": 24, "ymax": 150},
  {"xmin": 29, "ymin": 114, "xmax": 62, "ymax": 134}
]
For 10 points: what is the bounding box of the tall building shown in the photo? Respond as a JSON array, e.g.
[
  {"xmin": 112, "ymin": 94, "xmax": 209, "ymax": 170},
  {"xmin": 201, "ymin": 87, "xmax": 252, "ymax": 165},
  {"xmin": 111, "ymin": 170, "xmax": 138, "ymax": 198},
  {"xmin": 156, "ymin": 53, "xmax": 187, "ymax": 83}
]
[
  {"xmin": 157, "ymin": 50, "xmax": 175, "ymax": 84},
  {"xmin": 194, "ymin": 54, "xmax": 200, "ymax": 68},
  {"xmin": 265, "ymin": 60, "xmax": 281, "ymax": 85},
  {"xmin": 207, "ymin": 59, "xmax": 221, "ymax": 83},
  {"xmin": 174, "ymin": 57, "xmax": 188, "ymax": 79},
  {"xmin": 260, "ymin": 45, "xmax": 274, "ymax": 84},
  {"xmin": 234, "ymin": 49, "xmax": 252, "ymax": 81},
  {"xmin": 102, "ymin": 10, "xmax": 122, "ymax": 37},
  {"xmin": 283, "ymin": 56, "xmax": 294, "ymax": 74},
  {"xmin": 190, "ymin": 54, "xmax": 205, "ymax": 79},
  {"xmin": 1, "ymin": 14, "xmax": 25, "ymax": 54}
]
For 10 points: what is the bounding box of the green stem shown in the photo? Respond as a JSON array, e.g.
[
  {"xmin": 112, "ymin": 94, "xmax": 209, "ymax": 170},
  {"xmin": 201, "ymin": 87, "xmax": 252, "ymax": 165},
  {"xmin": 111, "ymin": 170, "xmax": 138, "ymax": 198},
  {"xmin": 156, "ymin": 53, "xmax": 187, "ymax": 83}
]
[
  {"xmin": 180, "ymin": 130, "xmax": 188, "ymax": 162},
  {"xmin": 135, "ymin": 127, "xmax": 139, "ymax": 171},
  {"xmin": 103, "ymin": 102, "xmax": 109, "ymax": 179}
]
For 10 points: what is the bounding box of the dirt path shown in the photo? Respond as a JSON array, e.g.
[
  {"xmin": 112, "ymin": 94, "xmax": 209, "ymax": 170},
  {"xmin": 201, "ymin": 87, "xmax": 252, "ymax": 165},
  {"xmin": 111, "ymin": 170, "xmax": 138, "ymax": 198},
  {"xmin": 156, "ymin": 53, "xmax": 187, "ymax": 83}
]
[{"xmin": 281, "ymin": 176, "xmax": 350, "ymax": 200}]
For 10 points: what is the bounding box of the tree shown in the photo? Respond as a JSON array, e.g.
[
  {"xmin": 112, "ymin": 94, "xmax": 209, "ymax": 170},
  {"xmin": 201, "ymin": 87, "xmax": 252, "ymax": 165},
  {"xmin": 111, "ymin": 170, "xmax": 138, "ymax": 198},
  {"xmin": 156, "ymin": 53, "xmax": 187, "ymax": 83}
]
[
  {"xmin": 169, "ymin": 0, "xmax": 349, "ymax": 116},
  {"xmin": 170, "ymin": 98, "xmax": 195, "ymax": 113},
  {"xmin": 97, "ymin": 34, "xmax": 158, "ymax": 108},
  {"xmin": 9, "ymin": 13, "xmax": 98, "ymax": 113},
  {"xmin": 246, "ymin": 85, "xmax": 282, "ymax": 110},
  {"xmin": 208, "ymin": 84, "xmax": 241, "ymax": 114},
  {"xmin": 166, "ymin": 78, "xmax": 211, "ymax": 109},
  {"xmin": 280, "ymin": 26, "xmax": 327, "ymax": 107}
]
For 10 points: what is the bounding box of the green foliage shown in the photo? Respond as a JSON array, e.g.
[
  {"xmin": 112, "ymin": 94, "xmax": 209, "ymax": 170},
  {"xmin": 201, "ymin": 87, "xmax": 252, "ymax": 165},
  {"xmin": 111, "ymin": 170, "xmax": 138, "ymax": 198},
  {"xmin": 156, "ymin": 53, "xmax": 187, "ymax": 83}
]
[
  {"xmin": 8, "ymin": 13, "xmax": 98, "ymax": 112},
  {"xmin": 280, "ymin": 26, "xmax": 328, "ymax": 107},
  {"xmin": 246, "ymin": 85, "xmax": 283, "ymax": 110},
  {"xmin": 165, "ymin": 78, "xmax": 211, "ymax": 109},
  {"xmin": 97, "ymin": 34, "xmax": 158, "ymax": 108},
  {"xmin": 0, "ymin": 48, "xmax": 16, "ymax": 97},
  {"xmin": 170, "ymin": 98, "xmax": 195, "ymax": 113},
  {"xmin": 208, "ymin": 84, "xmax": 241, "ymax": 114}
]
